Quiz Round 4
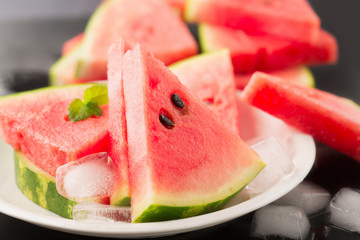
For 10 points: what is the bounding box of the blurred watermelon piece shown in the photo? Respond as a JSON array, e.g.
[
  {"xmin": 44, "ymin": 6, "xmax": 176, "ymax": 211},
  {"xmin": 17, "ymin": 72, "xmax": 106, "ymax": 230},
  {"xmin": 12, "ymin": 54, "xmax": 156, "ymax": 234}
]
[
  {"xmin": 199, "ymin": 24, "xmax": 338, "ymax": 74},
  {"xmin": 185, "ymin": 0, "xmax": 321, "ymax": 43},
  {"xmin": 76, "ymin": 0, "xmax": 198, "ymax": 81},
  {"xmin": 234, "ymin": 66, "xmax": 315, "ymax": 90}
]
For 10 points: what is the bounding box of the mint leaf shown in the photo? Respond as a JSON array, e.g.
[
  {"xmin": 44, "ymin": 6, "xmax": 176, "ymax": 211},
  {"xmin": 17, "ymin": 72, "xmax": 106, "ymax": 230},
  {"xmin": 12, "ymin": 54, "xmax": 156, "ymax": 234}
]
[
  {"xmin": 67, "ymin": 85, "xmax": 108, "ymax": 122},
  {"xmin": 83, "ymin": 84, "xmax": 108, "ymax": 105},
  {"xmin": 85, "ymin": 101, "xmax": 103, "ymax": 116},
  {"xmin": 68, "ymin": 98, "xmax": 92, "ymax": 122}
]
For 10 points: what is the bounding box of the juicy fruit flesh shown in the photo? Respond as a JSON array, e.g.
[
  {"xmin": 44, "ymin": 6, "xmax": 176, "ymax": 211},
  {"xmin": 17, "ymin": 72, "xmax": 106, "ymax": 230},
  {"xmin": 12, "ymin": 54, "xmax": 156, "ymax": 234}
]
[
  {"xmin": 76, "ymin": 0, "xmax": 198, "ymax": 80},
  {"xmin": 0, "ymin": 85, "xmax": 109, "ymax": 176},
  {"xmin": 169, "ymin": 50, "xmax": 240, "ymax": 134},
  {"xmin": 241, "ymin": 72, "xmax": 360, "ymax": 162},
  {"xmin": 107, "ymin": 40, "xmax": 131, "ymax": 206},
  {"xmin": 199, "ymin": 24, "xmax": 338, "ymax": 73},
  {"xmin": 113, "ymin": 40, "xmax": 265, "ymax": 222},
  {"xmin": 185, "ymin": 0, "xmax": 320, "ymax": 43}
]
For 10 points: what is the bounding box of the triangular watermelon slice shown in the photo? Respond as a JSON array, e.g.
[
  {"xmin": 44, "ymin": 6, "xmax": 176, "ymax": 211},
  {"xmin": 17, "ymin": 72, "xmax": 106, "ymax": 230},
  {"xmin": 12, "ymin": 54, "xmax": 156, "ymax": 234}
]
[
  {"xmin": 76, "ymin": 0, "xmax": 198, "ymax": 81},
  {"xmin": 199, "ymin": 24, "xmax": 338, "ymax": 74},
  {"xmin": 107, "ymin": 41, "xmax": 131, "ymax": 206},
  {"xmin": 108, "ymin": 39, "xmax": 265, "ymax": 222},
  {"xmin": 241, "ymin": 72, "xmax": 360, "ymax": 163},
  {"xmin": 169, "ymin": 50, "xmax": 240, "ymax": 134},
  {"xmin": 185, "ymin": 0, "xmax": 321, "ymax": 44},
  {"xmin": 0, "ymin": 84, "xmax": 109, "ymax": 176}
]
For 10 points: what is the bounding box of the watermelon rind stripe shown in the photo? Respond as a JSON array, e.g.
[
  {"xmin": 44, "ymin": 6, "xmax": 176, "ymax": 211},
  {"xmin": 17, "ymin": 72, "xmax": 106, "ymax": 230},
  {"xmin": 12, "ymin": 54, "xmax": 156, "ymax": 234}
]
[
  {"xmin": 132, "ymin": 158, "xmax": 265, "ymax": 223},
  {"xmin": 133, "ymin": 187, "xmax": 244, "ymax": 223},
  {"xmin": 14, "ymin": 151, "xmax": 77, "ymax": 219}
]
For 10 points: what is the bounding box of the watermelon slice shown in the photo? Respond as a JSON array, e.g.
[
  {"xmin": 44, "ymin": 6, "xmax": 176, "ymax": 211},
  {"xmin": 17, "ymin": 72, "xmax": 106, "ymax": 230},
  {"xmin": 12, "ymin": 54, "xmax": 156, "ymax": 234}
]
[
  {"xmin": 108, "ymin": 39, "xmax": 265, "ymax": 222},
  {"xmin": 184, "ymin": 0, "xmax": 321, "ymax": 43},
  {"xmin": 0, "ymin": 84, "xmax": 109, "ymax": 176},
  {"xmin": 199, "ymin": 24, "xmax": 338, "ymax": 73},
  {"xmin": 62, "ymin": 33, "xmax": 84, "ymax": 56},
  {"xmin": 49, "ymin": 45, "xmax": 86, "ymax": 85},
  {"xmin": 14, "ymin": 151, "xmax": 109, "ymax": 218},
  {"xmin": 234, "ymin": 66, "xmax": 315, "ymax": 90},
  {"xmin": 169, "ymin": 50, "xmax": 240, "ymax": 134},
  {"xmin": 241, "ymin": 72, "xmax": 360, "ymax": 162},
  {"xmin": 107, "ymin": 41, "xmax": 131, "ymax": 206},
  {"xmin": 76, "ymin": 0, "xmax": 198, "ymax": 80}
]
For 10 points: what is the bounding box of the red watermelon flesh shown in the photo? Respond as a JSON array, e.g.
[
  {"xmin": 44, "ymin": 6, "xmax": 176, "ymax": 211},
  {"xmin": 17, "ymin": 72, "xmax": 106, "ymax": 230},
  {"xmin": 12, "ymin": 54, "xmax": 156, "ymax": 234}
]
[
  {"xmin": 107, "ymin": 40, "xmax": 131, "ymax": 206},
  {"xmin": 62, "ymin": 33, "xmax": 84, "ymax": 56},
  {"xmin": 0, "ymin": 85, "xmax": 109, "ymax": 176},
  {"xmin": 164, "ymin": 0, "xmax": 186, "ymax": 13},
  {"xmin": 108, "ymin": 39, "xmax": 264, "ymax": 222},
  {"xmin": 76, "ymin": 0, "xmax": 198, "ymax": 80},
  {"xmin": 241, "ymin": 72, "xmax": 360, "ymax": 162},
  {"xmin": 234, "ymin": 66, "xmax": 315, "ymax": 90},
  {"xmin": 185, "ymin": 0, "xmax": 320, "ymax": 44},
  {"xmin": 169, "ymin": 50, "xmax": 240, "ymax": 134},
  {"xmin": 199, "ymin": 24, "xmax": 338, "ymax": 74}
]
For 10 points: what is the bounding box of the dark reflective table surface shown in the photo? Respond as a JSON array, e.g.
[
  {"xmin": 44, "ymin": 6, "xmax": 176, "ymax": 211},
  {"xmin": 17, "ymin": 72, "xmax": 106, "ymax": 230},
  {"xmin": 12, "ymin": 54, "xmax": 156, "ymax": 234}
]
[{"xmin": 0, "ymin": 1, "xmax": 359, "ymax": 239}]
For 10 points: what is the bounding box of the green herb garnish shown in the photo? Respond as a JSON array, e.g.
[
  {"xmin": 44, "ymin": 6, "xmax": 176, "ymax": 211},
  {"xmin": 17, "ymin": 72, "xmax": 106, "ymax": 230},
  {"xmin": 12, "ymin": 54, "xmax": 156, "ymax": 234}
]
[{"xmin": 68, "ymin": 84, "xmax": 108, "ymax": 122}]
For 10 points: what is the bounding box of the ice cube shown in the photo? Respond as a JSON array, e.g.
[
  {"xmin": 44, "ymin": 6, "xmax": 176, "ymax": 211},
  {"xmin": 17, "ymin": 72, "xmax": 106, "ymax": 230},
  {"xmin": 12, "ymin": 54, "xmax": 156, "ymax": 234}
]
[
  {"xmin": 73, "ymin": 202, "xmax": 131, "ymax": 223},
  {"xmin": 274, "ymin": 181, "xmax": 331, "ymax": 216},
  {"xmin": 237, "ymin": 98, "xmax": 296, "ymax": 157},
  {"xmin": 326, "ymin": 187, "xmax": 360, "ymax": 233},
  {"xmin": 56, "ymin": 152, "xmax": 117, "ymax": 202},
  {"xmin": 250, "ymin": 205, "xmax": 311, "ymax": 240},
  {"xmin": 246, "ymin": 137, "xmax": 295, "ymax": 196}
]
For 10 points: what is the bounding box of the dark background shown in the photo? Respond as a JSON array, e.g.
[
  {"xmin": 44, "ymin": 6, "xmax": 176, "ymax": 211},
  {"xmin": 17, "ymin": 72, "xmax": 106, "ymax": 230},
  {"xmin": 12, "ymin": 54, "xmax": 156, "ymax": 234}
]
[{"xmin": 0, "ymin": 0, "xmax": 359, "ymax": 239}]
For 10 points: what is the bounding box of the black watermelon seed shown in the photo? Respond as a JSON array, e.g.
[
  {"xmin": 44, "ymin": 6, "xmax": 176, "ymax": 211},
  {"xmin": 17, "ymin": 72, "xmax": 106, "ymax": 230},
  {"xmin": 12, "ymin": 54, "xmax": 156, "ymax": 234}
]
[
  {"xmin": 171, "ymin": 93, "xmax": 184, "ymax": 109},
  {"xmin": 159, "ymin": 114, "xmax": 174, "ymax": 129}
]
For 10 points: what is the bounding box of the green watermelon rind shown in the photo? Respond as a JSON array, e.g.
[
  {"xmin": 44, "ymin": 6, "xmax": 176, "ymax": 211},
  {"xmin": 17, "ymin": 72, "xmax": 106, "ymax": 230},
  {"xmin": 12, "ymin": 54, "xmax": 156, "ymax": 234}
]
[
  {"xmin": 132, "ymin": 158, "xmax": 265, "ymax": 223},
  {"xmin": 197, "ymin": 24, "xmax": 216, "ymax": 54},
  {"xmin": 300, "ymin": 67, "xmax": 316, "ymax": 88},
  {"xmin": 133, "ymin": 187, "xmax": 244, "ymax": 223},
  {"xmin": 14, "ymin": 151, "xmax": 77, "ymax": 219},
  {"xmin": 49, "ymin": 44, "xmax": 82, "ymax": 86}
]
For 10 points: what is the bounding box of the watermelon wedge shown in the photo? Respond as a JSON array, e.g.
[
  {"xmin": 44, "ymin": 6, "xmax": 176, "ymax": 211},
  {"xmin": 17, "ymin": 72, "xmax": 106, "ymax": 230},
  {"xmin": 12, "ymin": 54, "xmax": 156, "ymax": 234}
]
[
  {"xmin": 234, "ymin": 66, "xmax": 315, "ymax": 90},
  {"xmin": 0, "ymin": 84, "xmax": 109, "ymax": 176},
  {"xmin": 108, "ymin": 39, "xmax": 265, "ymax": 222},
  {"xmin": 169, "ymin": 50, "xmax": 240, "ymax": 134},
  {"xmin": 199, "ymin": 24, "xmax": 338, "ymax": 73},
  {"xmin": 76, "ymin": 0, "xmax": 198, "ymax": 80},
  {"xmin": 107, "ymin": 41, "xmax": 131, "ymax": 206},
  {"xmin": 241, "ymin": 72, "xmax": 360, "ymax": 162},
  {"xmin": 185, "ymin": 0, "xmax": 321, "ymax": 43},
  {"xmin": 49, "ymin": 45, "xmax": 86, "ymax": 85}
]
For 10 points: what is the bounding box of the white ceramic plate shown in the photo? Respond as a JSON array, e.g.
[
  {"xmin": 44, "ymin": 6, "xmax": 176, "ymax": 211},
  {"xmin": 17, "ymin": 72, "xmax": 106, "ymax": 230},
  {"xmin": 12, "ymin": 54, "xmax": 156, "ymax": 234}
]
[{"xmin": 0, "ymin": 101, "xmax": 316, "ymax": 239}]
